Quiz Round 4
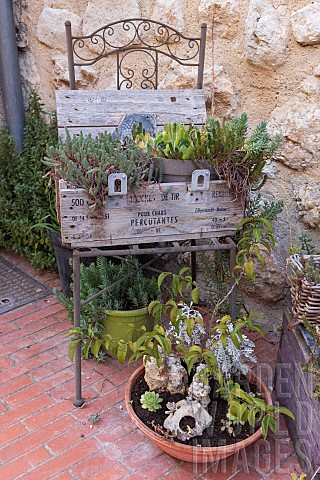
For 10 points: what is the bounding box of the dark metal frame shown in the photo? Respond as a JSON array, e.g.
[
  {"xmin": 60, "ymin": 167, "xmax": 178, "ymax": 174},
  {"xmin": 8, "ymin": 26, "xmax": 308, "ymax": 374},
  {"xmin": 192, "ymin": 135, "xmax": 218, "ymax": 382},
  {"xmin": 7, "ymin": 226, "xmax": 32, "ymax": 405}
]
[
  {"xmin": 72, "ymin": 239, "xmax": 237, "ymax": 407},
  {"xmin": 65, "ymin": 18, "xmax": 207, "ymax": 90}
]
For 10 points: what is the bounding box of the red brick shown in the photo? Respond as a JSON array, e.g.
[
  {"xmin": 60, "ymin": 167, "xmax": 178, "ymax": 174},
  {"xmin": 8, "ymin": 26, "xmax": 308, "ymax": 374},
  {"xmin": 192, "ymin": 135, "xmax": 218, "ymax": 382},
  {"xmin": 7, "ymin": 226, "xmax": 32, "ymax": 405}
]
[
  {"xmin": 0, "ymin": 401, "xmax": 7, "ymax": 414},
  {"xmin": 123, "ymin": 440, "xmax": 162, "ymax": 470},
  {"xmin": 0, "ymin": 415, "xmax": 77, "ymax": 463},
  {"xmin": 71, "ymin": 387, "xmax": 125, "ymax": 422},
  {"xmin": 46, "ymin": 422, "xmax": 94, "ymax": 454},
  {"xmin": 125, "ymin": 453, "xmax": 178, "ymax": 480},
  {"xmin": 16, "ymin": 303, "xmax": 65, "ymax": 327},
  {"xmin": 0, "ymin": 394, "xmax": 53, "ymax": 429},
  {"xmin": 1, "ymin": 375, "xmax": 33, "ymax": 398},
  {"xmin": 32, "ymin": 322, "xmax": 69, "ymax": 342},
  {"xmin": 50, "ymin": 472, "xmax": 74, "ymax": 480},
  {"xmin": 198, "ymin": 456, "xmax": 238, "ymax": 480},
  {"xmin": 0, "ymin": 335, "xmax": 36, "ymax": 359},
  {"xmin": 23, "ymin": 401, "xmax": 74, "ymax": 431},
  {"xmin": 5, "ymin": 316, "xmax": 61, "ymax": 345},
  {"xmin": 51, "ymin": 341, "xmax": 70, "ymax": 358},
  {"xmin": 231, "ymin": 466, "xmax": 263, "ymax": 479},
  {"xmin": 81, "ymin": 357, "xmax": 121, "ymax": 376},
  {"xmin": 0, "ymin": 304, "xmax": 37, "ymax": 325},
  {"xmin": 269, "ymin": 454, "xmax": 302, "ymax": 477},
  {"xmin": 0, "ymin": 357, "xmax": 14, "ymax": 370},
  {"xmin": 0, "ymin": 446, "xmax": 51, "ymax": 479},
  {"xmin": 97, "ymin": 416, "xmax": 136, "ymax": 445},
  {"xmin": 252, "ymin": 437, "xmax": 295, "ymax": 475},
  {"xmin": 71, "ymin": 452, "xmax": 116, "ymax": 479},
  {"xmin": 107, "ymin": 363, "xmax": 141, "ymax": 386},
  {"xmin": 161, "ymin": 462, "xmax": 202, "ymax": 480},
  {"xmin": 0, "ymin": 322, "xmax": 19, "ymax": 335},
  {"xmin": 1, "ymin": 351, "xmax": 56, "ymax": 384},
  {"xmin": 5, "ymin": 382, "xmax": 49, "ymax": 408},
  {"xmin": 11, "ymin": 331, "xmax": 68, "ymax": 362},
  {"xmin": 35, "ymin": 296, "xmax": 61, "ymax": 309},
  {"xmin": 0, "ymin": 422, "xmax": 28, "ymax": 448},
  {"xmin": 17, "ymin": 438, "xmax": 100, "ymax": 480},
  {"xmin": 31, "ymin": 357, "xmax": 73, "ymax": 381},
  {"xmin": 90, "ymin": 462, "xmax": 130, "ymax": 480}
]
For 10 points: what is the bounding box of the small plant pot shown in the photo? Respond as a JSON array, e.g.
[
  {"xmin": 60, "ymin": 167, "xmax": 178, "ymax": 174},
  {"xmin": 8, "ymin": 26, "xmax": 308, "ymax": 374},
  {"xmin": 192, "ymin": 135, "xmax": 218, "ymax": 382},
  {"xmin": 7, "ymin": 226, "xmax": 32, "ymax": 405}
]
[
  {"xmin": 102, "ymin": 308, "xmax": 154, "ymax": 358},
  {"xmin": 125, "ymin": 365, "xmax": 272, "ymax": 463},
  {"xmin": 152, "ymin": 157, "xmax": 217, "ymax": 183}
]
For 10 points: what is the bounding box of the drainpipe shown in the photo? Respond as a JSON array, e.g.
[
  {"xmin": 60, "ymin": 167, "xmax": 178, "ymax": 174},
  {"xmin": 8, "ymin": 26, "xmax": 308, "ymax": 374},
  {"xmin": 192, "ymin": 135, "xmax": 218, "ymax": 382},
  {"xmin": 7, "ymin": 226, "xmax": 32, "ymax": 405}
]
[{"xmin": 0, "ymin": 0, "xmax": 25, "ymax": 149}]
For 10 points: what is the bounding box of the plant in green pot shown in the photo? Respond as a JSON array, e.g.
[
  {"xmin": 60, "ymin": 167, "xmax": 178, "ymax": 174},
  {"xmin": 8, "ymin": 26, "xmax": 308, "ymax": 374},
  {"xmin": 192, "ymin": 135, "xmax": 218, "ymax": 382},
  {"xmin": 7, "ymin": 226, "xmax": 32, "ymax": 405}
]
[{"xmin": 56, "ymin": 256, "xmax": 159, "ymax": 361}]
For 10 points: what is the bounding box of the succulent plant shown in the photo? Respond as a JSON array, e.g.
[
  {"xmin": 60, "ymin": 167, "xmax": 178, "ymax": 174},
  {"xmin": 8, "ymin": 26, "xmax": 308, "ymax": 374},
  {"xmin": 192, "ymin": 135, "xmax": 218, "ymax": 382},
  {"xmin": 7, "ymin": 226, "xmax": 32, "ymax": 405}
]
[
  {"xmin": 44, "ymin": 129, "xmax": 158, "ymax": 209},
  {"xmin": 140, "ymin": 391, "xmax": 163, "ymax": 412}
]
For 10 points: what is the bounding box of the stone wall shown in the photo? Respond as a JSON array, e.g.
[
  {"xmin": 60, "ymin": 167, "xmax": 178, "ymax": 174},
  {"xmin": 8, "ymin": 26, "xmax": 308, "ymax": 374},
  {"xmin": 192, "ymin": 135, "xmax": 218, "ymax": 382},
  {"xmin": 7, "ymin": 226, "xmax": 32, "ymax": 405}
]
[{"xmin": 1, "ymin": 0, "xmax": 320, "ymax": 312}]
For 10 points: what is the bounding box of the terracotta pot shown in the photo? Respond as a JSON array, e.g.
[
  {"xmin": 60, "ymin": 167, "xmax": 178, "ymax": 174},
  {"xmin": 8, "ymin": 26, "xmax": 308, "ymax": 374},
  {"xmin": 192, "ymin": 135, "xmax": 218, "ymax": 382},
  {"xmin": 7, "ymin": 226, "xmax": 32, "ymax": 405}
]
[{"xmin": 125, "ymin": 365, "xmax": 272, "ymax": 463}]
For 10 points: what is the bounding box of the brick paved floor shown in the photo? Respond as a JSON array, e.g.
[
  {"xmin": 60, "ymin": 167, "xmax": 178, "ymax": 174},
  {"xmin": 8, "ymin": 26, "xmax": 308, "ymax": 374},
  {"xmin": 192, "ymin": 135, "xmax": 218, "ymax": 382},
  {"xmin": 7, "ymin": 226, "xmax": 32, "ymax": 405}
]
[{"xmin": 0, "ymin": 251, "xmax": 303, "ymax": 480}]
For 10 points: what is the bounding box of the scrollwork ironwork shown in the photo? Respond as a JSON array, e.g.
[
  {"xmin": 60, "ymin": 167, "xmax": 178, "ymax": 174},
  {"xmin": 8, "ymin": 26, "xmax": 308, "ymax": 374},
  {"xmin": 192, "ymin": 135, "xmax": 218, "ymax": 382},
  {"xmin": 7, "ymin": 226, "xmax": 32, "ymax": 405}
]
[{"xmin": 67, "ymin": 18, "xmax": 206, "ymax": 89}]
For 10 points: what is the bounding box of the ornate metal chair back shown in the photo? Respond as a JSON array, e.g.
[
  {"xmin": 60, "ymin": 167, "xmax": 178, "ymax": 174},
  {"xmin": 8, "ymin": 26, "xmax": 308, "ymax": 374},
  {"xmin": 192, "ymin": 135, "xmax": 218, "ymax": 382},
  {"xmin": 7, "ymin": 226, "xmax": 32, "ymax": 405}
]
[{"xmin": 65, "ymin": 18, "xmax": 207, "ymax": 90}]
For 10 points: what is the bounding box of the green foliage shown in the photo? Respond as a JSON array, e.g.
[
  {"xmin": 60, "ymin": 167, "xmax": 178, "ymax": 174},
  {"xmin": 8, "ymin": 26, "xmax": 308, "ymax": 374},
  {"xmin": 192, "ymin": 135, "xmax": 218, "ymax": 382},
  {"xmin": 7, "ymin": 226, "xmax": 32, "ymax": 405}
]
[
  {"xmin": 247, "ymin": 193, "xmax": 284, "ymax": 222},
  {"xmin": 199, "ymin": 195, "xmax": 283, "ymax": 311},
  {"xmin": 0, "ymin": 90, "xmax": 58, "ymax": 270},
  {"xmin": 235, "ymin": 216, "xmax": 275, "ymax": 282},
  {"xmin": 217, "ymin": 379, "xmax": 295, "ymax": 439},
  {"xmin": 140, "ymin": 391, "xmax": 163, "ymax": 412},
  {"xmin": 299, "ymin": 232, "xmax": 316, "ymax": 255},
  {"xmin": 45, "ymin": 130, "xmax": 157, "ymax": 209},
  {"xmin": 205, "ymin": 113, "xmax": 282, "ymax": 201},
  {"xmin": 61, "ymin": 256, "xmax": 159, "ymax": 361},
  {"xmin": 88, "ymin": 412, "xmax": 101, "ymax": 424},
  {"xmin": 153, "ymin": 123, "xmax": 196, "ymax": 160}
]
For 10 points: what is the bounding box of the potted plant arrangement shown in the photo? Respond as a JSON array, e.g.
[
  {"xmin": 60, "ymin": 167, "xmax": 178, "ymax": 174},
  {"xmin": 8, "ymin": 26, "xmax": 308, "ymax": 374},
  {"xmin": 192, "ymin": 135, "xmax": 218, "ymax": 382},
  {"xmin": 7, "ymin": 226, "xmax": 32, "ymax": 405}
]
[
  {"xmin": 56, "ymin": 255, "xmax": 159, "ymax": 361},
  {"xmin": 135, "ymin": 113, "xmax": 282, "ymax": 200},
  {"xmin": 109, "ymin": 268, "xmax": 294, "ymax": 463}
]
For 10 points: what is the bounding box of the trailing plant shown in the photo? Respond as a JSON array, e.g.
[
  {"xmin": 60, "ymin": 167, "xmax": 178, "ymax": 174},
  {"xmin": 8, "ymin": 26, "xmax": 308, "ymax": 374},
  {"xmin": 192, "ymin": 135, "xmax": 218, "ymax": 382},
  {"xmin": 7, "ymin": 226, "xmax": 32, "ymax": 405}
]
[
  {"xmin": 205, "ymin": 113, "xmax": 283, "ymax": 203},
  {"xmin": 45, "ymin": 130, "xmax": 158, "ymax": 209},
  {"xmin": 123, "ymin": 269, "xmax": 294, "ymax": 439},
  {"xmin": 0, "ymin": 90, "xmax": 58, "ymax": 270},
  {"xmin": 199, "ymin": 195, "xmax": 283, "ymax": 311},
  {"xmin": 140, "ymin": 391, "xmax": 163, "ymax": 412},
  {"xmin": 60, "ymin": 256, "xmax": 159, "ymax": 361}
]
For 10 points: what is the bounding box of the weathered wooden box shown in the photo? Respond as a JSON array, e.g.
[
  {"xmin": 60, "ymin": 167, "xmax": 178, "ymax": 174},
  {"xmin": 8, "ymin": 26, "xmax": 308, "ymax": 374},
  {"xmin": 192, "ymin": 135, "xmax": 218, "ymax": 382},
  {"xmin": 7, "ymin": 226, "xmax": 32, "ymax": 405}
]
[{"xmin": 58, "ymin": 178, "xmax": 244, "ymax": 248}]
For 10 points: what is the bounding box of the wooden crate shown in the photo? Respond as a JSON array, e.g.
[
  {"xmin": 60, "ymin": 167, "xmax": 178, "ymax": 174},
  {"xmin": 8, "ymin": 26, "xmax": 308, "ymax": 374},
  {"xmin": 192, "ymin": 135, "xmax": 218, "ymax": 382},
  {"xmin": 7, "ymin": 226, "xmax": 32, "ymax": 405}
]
[
  {"xmin": 58, "ymin": 178, "xmax": 244, "ymax": 248},
  {"xmin": 56, "ymin": 89, "xmax": 207, "ymax": 141}
]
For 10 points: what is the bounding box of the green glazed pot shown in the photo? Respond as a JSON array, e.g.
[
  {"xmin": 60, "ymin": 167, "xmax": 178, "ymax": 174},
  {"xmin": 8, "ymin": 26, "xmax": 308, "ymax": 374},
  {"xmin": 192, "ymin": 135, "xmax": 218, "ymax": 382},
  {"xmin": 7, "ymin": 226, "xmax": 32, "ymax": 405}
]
[{"xmin": 102, "ymin": 307, "xmax": 153, "ymax": 357}]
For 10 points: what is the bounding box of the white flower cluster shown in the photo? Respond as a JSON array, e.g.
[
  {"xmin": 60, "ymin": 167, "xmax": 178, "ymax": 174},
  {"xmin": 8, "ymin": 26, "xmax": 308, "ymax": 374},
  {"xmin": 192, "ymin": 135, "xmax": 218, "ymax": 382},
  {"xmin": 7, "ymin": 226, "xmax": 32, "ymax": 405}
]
[
  {"xmin": 165, "ymin": 303, "xmax": 206, "ymax": 348},
  {"xmin": 206, "ymin": 324, "xmax": 256, "ymax": 378}
]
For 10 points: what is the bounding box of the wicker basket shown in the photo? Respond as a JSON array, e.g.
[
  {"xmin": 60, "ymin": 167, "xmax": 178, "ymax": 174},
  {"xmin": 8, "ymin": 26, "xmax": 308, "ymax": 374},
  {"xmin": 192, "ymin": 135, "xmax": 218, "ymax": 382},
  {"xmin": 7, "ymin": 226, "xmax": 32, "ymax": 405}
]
[{"xmin": 288, "ymin": 254, "xmax": 320, "ymax": 324}]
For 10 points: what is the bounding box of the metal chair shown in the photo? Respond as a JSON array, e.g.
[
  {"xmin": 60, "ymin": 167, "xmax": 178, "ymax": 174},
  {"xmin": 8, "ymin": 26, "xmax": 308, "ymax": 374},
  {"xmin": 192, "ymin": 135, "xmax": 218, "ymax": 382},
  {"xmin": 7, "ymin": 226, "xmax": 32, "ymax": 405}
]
[{"xmin": 65, "ymin": 18, "xmax": 207, "ymax": 90}]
